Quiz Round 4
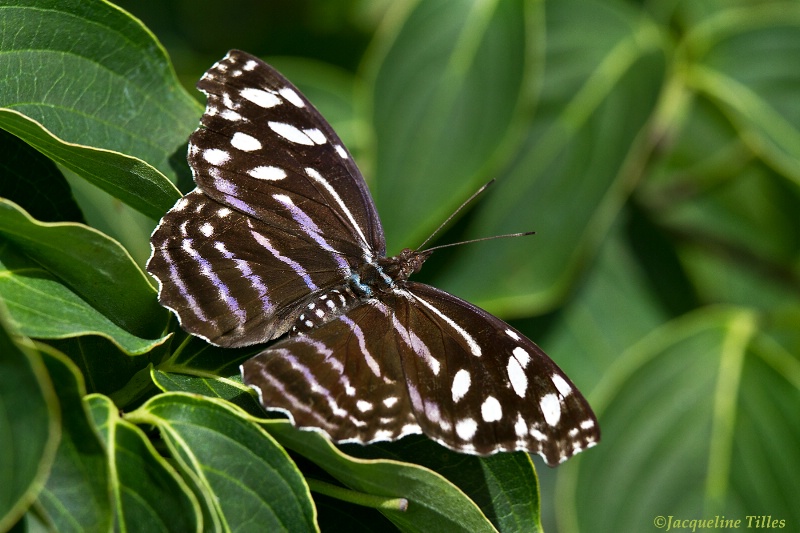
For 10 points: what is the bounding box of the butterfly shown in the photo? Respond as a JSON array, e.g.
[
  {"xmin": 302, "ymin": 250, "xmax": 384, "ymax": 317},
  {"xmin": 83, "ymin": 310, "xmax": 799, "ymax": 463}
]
[{"xmin": 148, "ymin": 50, "xmax": 599, "ymax": 466}]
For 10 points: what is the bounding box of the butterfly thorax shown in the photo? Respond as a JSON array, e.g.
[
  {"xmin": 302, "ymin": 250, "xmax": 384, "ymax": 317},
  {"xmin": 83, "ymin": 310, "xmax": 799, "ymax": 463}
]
[
  {"xmin": 290, "ymin": 249, "xmax": 432, "ymax": 336},
  {"xmin": 349, "ymin": 248, "xmax": 432, "ymax": 298},
  {"xmin": 376, "ymin": 248, "xmax": 431, "ymax": 286}
]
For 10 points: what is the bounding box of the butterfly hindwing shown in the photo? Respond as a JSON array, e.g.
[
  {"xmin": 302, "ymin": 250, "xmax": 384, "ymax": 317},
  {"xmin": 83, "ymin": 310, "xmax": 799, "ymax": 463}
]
[
  {"xmin": 396, "ymin": 283, "xmax": 599, "ymax": 464},
  {"xmin": 242, "ymin": 282, "xmax": 599, "ymax": 466}
]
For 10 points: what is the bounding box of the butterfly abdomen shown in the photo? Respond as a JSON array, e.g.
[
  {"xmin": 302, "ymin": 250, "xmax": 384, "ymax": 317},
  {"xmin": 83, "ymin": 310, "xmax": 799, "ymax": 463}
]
[{"xmin": 290, "ymin": 286, "xmax": 360, "ymax": 335}]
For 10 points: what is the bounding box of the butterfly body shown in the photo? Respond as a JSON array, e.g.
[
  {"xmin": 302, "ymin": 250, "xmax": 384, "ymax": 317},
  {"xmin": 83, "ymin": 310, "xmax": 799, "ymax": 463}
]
[{"xmin": 148, "ymin": 50, "xmax": 599, "ymax": 466}]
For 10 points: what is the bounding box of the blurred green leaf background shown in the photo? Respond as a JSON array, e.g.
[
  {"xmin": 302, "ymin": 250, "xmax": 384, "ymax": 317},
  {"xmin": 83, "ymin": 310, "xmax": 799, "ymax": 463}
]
[{"xmin": 1, "ymin": 0, "xmax": 799, "ymax": 531}]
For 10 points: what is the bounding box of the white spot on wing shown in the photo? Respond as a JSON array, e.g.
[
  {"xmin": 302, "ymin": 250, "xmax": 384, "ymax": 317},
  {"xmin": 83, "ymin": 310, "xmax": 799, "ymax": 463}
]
[
  {"xmin": 481, "ymin": 396, "xmax": 502, "ymax": 422},
  {"xmin": 551, "ymin": 374, "xmax": 572, "ymax": 397},
  {"xmin": 383, "ymin": 397, "xmax": 398, "ymax": 408},
  {"xmin": 451, "ymin": 369, "xmax": 471, "ymax": 402},
  {"xmin": 400, "ymin": 423, "xmax": 422, "ymax": 437},
  {"xmin": 203, "ymin": 148, "xmax": 230, "ymax": 166},
  {"xmin": 334, "ymin": 145, "xmax": 348, "ymax": 158},
  {"xmin": 240, "ymin": 88, "xmax": 281, "ymax": 108},
  {"xmin": 506, "ymin": 329, "xmax": 520, "ymax": 340},
  {"xmin": 220, "ymin": 109, "xmax": 244, "ymax": 121},
  {"xmin": 514, "ymin": 414, "xmax": 527, "ymax": 437},
  {"xmin": 249, "ymin": 166, "xmax": 287, "ymax": 181},
  {"xmin": 507, "ymin": 356, "xmax": 527, "ymax": 398},
  {"xmin": 231, "ymin": 132, "xmax": 262, "ymax": 152},
  {"xmin": 530, "ymin": 427, "xmax": 547, "ymax": 441},
  {"xmin": 278, "ymin": 87, "xmax": 305, "ymax": 107},
  {"xmin": 424, "ymin": 400, "xmax": 441, "ymax": 423},
  {"xmin": 356, "ymin": 400, "xmax": 372, "ymax": 412},
  {"xmin": 512, "ymin": 346, "xmax": 530, "ymax": 367},
  {"xmin": 199, "ymin": 222, "xmax": 213, "ymax": 237},
  {"xmin": 304, "ymin": 128, "xmax": 327, "ymax": 144},
  {"xmin": 455, "ymin": 418, "xmax": 478, "ymax": 440},
  {"xmin": 372, "ymin": 429, "xmax": 393, "ymax": 441},
  {"xmin": 222, "ymin": 92, "xmax": 235, "ymax": 109},
  {"xmin": 540, "ymin": 394, "xmax": 562, "ymax": 426},
  {"xmin": 268, "ymin": 121, "xmax": 314, "ymax": 145}
]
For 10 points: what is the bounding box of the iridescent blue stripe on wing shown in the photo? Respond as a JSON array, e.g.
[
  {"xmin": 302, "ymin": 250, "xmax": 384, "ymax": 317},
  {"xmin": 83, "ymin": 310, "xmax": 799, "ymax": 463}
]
[
  {"xmin": 249, "ymin": 231, "xmax": 319, "ymax": 291},
  {"xmin": 181, "ymin": 238, "xmax": 247, "ymax": 323},
  {"xmin": 273, "ymin": 193, "xmax": 350, "ymax": 272},
  {"xmin": 213, "ymin": 241, "xmax": 275, "ymax": 315}
]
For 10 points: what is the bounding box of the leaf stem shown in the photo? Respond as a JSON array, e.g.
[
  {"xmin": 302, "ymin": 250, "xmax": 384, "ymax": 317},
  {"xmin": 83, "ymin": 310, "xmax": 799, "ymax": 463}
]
[{"xmin": 306, "ymin": 478, "xmax": 408, "ymax": 512}]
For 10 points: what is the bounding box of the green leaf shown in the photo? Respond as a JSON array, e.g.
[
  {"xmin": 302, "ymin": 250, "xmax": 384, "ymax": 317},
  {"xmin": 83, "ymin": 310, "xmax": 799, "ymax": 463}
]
[
  {"xmin": 151, "ymin": 334, "xmax": 263, "ymax": 413},
  {"xmin": 683, "ymin": 4, "xmax": 800, "ymax": 185},
  {"xmin": 346, "ymin": 437, "xmax": 541, "ymax": 533},
  {"xmin": 368, "ymin": 0, "xmax": 537, "ymax": 252},
  {"xmin": 559, "ymin": 307, "xmax": 800, "ymax": 532},
  {"xmin": 0, "ymin": 110, "xmax": 181, "ymax": 222},
  {"xmin": 267, "ymin": 422, "xmax": 499, "ymax": 532},
  {"xmin": 85, "ymin": 394, "xmax": 202, "ymax": 533},
  {"xmin": 128, "ymin": 393, "xmax": 318, "ymax": 533},
  {"xmin": 542, "ymin": 216, "xmax": 670, "ymax": 390},
  {"xmin": 0, "ymin": 242, "xmax": 166, "ymax": 354},
  {"xmin": 436, "ymin": 0, "xmax": 666, "ymax": 315},
  {"xmin": 0, "ymin": 199, "xmax": 166, "ymax": 338},
  {"xmin": 0, "ymin": 0, "xmax": 199, "ymax": 217},
  {"xmin": 0, "ymin": 310, "xmax": 60, "ymax": 533},
  {"xmin": 152, "ymin": 370, "xmax": 263, "ymax": 415},
  {"xmin": 155, "ymin": 333, "xmax": 258, "ymax": 378},
  {"xmin": 314, "ymin": 494, "xmax": 398, "ymax": 532},
  {"xmin": 0, "ymin": 127, "xmax": 84, "ymax": 223},
  {"xmin": 44, "ymin": 336, "xmax": 151, "ymax": 398},
  {"xmin": 730, "ymin": 330, "xmax": 800, "ymax": 525},
  {"xmin": 35, "ymin": 345, "xmax": 111, "ymax": 533}
]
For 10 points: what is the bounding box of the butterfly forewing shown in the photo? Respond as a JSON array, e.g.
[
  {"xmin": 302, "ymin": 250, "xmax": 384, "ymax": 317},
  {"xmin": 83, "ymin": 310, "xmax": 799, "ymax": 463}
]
[
  {"xmin": 190, "ymin": 50, "xmax": 384, "ymax": 257},
  {"xmin": 149, "ymin": 51, "xmax": 385, "ymax": 346},
  {"xmin": 150, "ymin": 50, "xmax": 600, "ymax": 466}
]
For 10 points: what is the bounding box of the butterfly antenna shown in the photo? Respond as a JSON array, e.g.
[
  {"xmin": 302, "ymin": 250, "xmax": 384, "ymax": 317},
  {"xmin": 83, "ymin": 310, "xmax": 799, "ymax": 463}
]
[
  {"xmin": 416, "ymin": 180, "xmax": 535, "ymax": 253},
  {"xmin": 420, "ymin": 231, "xmax": 536, "ymax": 253},
  {"xmin": 416, "ymin": 180, "xmax": 496, "ymax": 251}
]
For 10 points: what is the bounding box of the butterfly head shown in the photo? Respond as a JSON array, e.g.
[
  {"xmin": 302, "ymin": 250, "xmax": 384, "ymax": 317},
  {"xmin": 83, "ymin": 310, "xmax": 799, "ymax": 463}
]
[{"xmin": 377, "ymin": 248, "xmax": 433, "ymax": 284}]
